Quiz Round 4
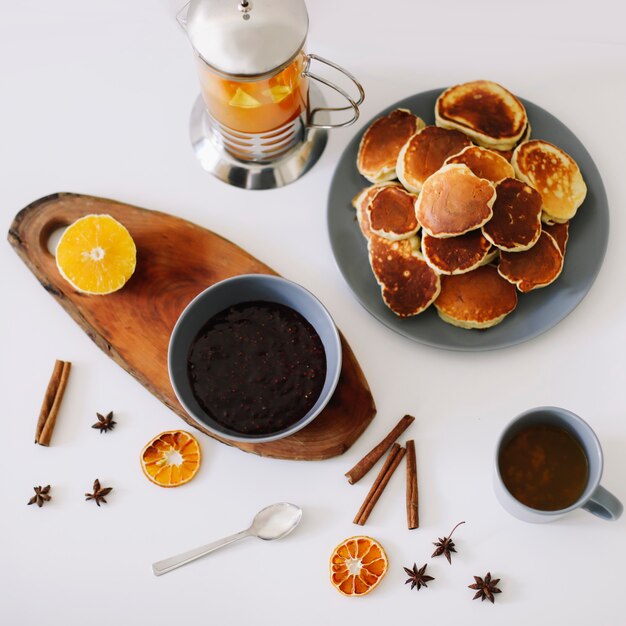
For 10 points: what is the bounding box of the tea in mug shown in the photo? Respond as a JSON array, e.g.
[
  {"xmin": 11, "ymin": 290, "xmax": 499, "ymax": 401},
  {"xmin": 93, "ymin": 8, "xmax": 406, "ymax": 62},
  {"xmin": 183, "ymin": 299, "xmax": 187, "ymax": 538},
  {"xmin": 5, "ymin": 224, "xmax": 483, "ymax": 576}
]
[{"xmin": 498, "ymin": 423, "xmax": 589, "ymax": 511}]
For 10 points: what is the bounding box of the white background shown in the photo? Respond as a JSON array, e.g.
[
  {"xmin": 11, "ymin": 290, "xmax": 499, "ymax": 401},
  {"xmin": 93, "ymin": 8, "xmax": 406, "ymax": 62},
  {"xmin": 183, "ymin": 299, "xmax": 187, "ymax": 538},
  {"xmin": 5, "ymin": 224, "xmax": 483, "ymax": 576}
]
[{"xmin": 2, "ymin": 1, "xmax": 626, "ymax": 624}]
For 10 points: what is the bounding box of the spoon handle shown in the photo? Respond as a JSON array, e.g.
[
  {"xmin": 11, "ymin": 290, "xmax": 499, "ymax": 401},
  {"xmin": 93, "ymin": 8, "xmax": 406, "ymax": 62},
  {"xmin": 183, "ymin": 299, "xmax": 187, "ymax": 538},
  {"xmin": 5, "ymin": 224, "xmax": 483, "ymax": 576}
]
[{"xmin": 152, "ymin": 529, "xmax": 252, "ymax": 576}]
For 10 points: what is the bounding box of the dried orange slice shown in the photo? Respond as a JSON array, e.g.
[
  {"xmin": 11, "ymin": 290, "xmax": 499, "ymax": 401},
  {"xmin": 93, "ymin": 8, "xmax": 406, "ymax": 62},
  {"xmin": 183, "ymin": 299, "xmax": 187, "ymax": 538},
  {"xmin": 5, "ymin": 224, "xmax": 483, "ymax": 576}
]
[
  {"xmin": 330, "ymin": 536, "xmax": 388, "ymax": 596},
  {"xmin": 140, "ymin": 430, "xmax": 201, "ymax": 488},
  {"xmin": 55, "ymin": 214, "xmax": 136, "ymax": 295}
]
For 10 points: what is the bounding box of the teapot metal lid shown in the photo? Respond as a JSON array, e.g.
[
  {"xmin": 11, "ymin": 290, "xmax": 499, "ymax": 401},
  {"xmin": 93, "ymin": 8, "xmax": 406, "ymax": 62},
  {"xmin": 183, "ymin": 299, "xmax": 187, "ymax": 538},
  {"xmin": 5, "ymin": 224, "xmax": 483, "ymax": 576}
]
[{"xmin": 182, "ymin": 0, "xmax": 309, "ymax": 80}]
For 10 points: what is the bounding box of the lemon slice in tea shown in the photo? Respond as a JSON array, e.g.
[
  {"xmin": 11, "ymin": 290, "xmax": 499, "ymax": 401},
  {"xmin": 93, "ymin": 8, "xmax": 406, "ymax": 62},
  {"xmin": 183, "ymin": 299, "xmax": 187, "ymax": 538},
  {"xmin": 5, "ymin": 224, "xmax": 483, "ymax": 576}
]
[
  {"xmin": 265, "ymin": 85, "xmax": 293, "ymax": 103},
  {"xmin": 229, "ymin": 88, "xmax": 261, "ymax": 108},
  {"xmin": 55, "ymin": 214, "xmax": 136, "ymax": 295}
]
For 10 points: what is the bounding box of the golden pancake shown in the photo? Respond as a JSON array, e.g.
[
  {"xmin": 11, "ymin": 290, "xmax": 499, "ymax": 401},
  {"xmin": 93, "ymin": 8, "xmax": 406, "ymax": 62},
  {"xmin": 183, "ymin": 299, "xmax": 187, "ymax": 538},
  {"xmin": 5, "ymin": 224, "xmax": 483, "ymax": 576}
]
[
  {"xmin": 444, "ymin": 145, "xmax": 514, "ymax": 183},
  {"xmin": 512, "ymin": 140, "xmax": 587, "ymax": 223},
  {"xmin": 422, "ymin": 230, "xmax": 492, "ymax": 275},
  {"xmin": 367, "ymin": 185, "xmax": 419, "ymax": 241},
  {"xmin": 396, "ymin": 126, "xmax": 471, "ymax": 192},
  {"xmin": 415, "ymin": 164, "xmax": 496, "ymax": 237},
  {"xmin": 498, "ymin": 231, "xmax": 563, "ymax": 292},
  {"xmin": 482, "ymin": 178, "xmax": 543, "ymax": 252},
  {"xmin": 435, "ymin": 265, "xmax": 518, "ymax": 329},
  {"xmin": 435, "ymin": 80, "xmax": 528, "ymax": 151},
  {"xmin": 352, "ymin": 183, "xmax": 400, "ymax": 239},
  {"xmin": 357, "ymin": 109, "xmax": 426, "ymax": 183},
  {"xmin": 543, "ymin": 221, "xmax": 569, "ymax": 255},
  {"xmin": 368, "ymin": 236, "xmax": 441, "ymax": 317}
]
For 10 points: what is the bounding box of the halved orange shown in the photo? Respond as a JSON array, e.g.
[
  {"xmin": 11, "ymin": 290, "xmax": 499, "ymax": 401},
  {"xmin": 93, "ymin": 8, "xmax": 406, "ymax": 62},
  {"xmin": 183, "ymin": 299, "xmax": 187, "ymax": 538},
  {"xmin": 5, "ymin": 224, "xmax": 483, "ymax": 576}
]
[
  {"xmin": 140, "ymin": 430, "xmax": 201, "ymax": 488},
  {"xmin": 330, "ymin": 536, "xmax": 388, "ymax": 596},
  {"xmin": 55, "ymin": 214, "xmax": 136, "ymax": 295}
]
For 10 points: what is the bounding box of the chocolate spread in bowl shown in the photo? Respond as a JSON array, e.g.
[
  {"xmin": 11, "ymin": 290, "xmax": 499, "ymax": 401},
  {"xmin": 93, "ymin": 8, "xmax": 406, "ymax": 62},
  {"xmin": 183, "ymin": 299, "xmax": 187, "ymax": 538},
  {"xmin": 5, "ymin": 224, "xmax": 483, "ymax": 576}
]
[{"xmin": 187, "ymin": 301, "xmax": 327, "ymax": 436}]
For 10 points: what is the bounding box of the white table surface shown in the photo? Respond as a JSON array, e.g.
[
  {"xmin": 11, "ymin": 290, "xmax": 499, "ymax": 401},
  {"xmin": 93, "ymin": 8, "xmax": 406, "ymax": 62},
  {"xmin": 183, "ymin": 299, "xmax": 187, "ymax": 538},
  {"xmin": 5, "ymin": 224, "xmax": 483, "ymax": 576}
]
[{"xmin": 2, "ymin": 1, "xmax": 626, "ymax": 624}]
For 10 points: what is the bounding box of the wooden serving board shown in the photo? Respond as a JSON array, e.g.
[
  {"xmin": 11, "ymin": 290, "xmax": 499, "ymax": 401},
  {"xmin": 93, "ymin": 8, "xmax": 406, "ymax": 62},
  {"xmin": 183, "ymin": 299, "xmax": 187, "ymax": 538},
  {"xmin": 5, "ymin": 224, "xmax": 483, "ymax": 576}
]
[{"xmin": 8, "ymin": 193, "xmax": 376, "ymax": 460}]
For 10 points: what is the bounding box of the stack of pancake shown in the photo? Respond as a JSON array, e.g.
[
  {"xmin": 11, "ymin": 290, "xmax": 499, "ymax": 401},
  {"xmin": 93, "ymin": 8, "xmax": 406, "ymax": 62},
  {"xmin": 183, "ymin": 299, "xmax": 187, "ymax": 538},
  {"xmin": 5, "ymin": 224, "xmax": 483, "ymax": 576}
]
[{"xmin": 354, "ymin": 80, "xmax": 587, "ymax": 329}]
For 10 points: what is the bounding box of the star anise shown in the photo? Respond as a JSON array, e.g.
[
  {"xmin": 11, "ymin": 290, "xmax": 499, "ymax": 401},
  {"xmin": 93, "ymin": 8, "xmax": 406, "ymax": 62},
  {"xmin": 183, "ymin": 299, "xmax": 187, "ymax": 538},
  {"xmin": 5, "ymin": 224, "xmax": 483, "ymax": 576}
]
[
  {"xmin": 469, "ymin": 572, "xmax": 502, "ymax": 603},
  {"xmin": 92, "ymin": 411, "xmax": 116, "ymax": 433},
  {"xmin": 85, "ymin": 479, "xmax": 112, "ymax": 506},
  {"xmin": 431, "ymin": 520, "xmax": 465, "ymax": 564},
  {"xmin": 27, "ymin": 485, "xmax": 51, "ymax": 507},
  {"xmin": 403, "ymin": 563, "xmax": 434, "ymax": 591}
]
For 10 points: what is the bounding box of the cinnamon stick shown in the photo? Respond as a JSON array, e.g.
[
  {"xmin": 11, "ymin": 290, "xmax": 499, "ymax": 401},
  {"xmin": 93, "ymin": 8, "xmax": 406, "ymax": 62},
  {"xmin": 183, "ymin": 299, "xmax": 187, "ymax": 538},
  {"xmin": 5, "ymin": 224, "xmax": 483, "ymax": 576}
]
[
  {"xmin": 353, "ymin": 443, "xmax": 401, "ymax": 523},
  {"xmin": 35, "ymin": 360, "xmax": 64, "ymax": 442},
  {"xmin": 35, "ymin": 360, "xmax": 71, "ymax": 446},
  {"xmin": 406, "ymin": 439, "xmax": 419, "ymax": 529},
  {"xmin": 345, "ymin": 414, "xmax": 414, "ymax": 484},
  {"xmin": 353, "ymin": 443, "xmax": 406, "ymax": 525}
]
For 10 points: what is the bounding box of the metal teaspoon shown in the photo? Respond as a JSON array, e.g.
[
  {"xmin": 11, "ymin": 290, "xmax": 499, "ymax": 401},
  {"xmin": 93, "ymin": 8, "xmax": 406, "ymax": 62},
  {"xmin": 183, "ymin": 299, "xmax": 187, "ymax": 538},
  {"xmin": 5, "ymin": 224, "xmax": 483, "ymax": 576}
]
[{"xmin": 152, "ymin": 502, "xmax": 303, "ymax": 576}]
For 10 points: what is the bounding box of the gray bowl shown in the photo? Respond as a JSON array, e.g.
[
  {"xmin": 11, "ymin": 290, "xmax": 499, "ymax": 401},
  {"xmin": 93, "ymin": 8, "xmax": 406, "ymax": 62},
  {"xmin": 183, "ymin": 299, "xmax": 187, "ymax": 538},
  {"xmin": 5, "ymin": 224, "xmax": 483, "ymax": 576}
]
[{"xmin": 168, "ymin": 274, "xmax": 342, "ymax": 443}]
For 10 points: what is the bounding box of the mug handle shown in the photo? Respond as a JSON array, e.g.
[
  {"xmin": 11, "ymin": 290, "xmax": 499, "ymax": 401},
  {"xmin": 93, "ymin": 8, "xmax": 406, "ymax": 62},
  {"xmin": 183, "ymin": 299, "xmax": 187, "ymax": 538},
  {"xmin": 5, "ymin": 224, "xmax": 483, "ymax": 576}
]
[
  {"xmin": 582, "ymin": 485, "xmax": 623, "ymax": 521},
  {"xmin": 303, "ymin": 54, "xmax": 365, "ymax": 129}
]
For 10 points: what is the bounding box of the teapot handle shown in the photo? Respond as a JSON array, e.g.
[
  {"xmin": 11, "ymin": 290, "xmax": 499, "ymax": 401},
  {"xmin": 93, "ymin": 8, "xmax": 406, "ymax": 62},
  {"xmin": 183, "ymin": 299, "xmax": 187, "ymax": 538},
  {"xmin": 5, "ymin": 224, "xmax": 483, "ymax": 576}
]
[{"xmin": 303, "ymin": 54, "xmax": 365, "ymax": 129}]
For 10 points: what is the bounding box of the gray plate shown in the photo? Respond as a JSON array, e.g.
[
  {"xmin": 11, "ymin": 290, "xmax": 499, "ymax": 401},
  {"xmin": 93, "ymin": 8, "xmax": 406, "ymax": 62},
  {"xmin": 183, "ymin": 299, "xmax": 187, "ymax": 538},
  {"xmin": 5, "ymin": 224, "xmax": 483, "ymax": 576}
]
[{"xmin": 327, "ymin": 88, "xmax": 609, "ymax": 351}]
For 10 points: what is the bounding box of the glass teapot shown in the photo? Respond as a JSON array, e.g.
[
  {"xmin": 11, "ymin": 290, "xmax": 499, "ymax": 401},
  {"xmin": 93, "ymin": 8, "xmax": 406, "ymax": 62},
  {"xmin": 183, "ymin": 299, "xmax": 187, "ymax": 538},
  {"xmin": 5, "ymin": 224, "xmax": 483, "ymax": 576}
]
[{"xmin": 178, "ymin": 0, "xmax": 364, "ymax": 163}]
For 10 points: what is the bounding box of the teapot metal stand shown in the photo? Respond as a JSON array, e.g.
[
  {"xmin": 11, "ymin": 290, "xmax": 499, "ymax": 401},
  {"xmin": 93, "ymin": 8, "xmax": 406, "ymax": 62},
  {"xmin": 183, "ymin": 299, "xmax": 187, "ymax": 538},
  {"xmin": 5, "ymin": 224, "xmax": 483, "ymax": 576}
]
[{"xmin": 189, "ymin": 84, "xmax": 329, "ymax": 190}]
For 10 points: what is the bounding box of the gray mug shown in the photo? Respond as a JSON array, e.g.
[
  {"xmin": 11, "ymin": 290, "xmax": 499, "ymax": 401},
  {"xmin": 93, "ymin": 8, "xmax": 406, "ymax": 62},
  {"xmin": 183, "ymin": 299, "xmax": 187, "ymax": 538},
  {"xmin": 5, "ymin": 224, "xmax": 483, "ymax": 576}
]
[{"xmin": 494, "ymin": 406, "xmax": 623, "ymax": 523}]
